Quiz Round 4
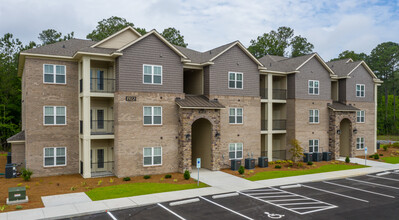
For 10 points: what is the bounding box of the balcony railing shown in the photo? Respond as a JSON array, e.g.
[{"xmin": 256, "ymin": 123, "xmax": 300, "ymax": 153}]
[
  {"xmin": 272, "ymin": 89, "xmax": 287, "ymax": 100},
  {"xmin": 260, "ymin": 88, "xmax": 268, "ymax": 99},
  {"xmin": 90, "ymin": 78, "xmax": 115, "ymax": 93},
  {"xmin": 91, "ymin": 161, "xmax": 114, "ymax": 173},
  {"xmin": 261, "ymin": 120, "xmax": 267, "ymax": 131},
  {"xmin": 261, "ymin": 150, "xmax": 287, "ymax": 160},
  {"xmin": 273, "ymin": 119, "xmax": 286, "ymax": 130},
  {"xmin": 80, "ymin": 120, "xmax": 83, "ymax": 134},
  {"xmin": 91, "ymin": 120, "xmax": 114, "ymax": 135}
]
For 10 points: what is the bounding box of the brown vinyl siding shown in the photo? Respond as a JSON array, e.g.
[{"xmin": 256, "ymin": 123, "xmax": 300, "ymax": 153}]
[
  {"xmin": 345, "ymin": 65, "xmax": 374, "ymax": 102},
  {"xmin": 208, "ymin": 45, "xmax": 259, "ymax": 97},
  {"xmin": 116, "ymin": 34, "xmax": 184, "ymax": 93}
]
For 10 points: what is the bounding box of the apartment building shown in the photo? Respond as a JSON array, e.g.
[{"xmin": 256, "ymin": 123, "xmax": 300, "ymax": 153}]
[{"xmin": 7, "ymin": 27, "xmax": 382, "ymax": 178}]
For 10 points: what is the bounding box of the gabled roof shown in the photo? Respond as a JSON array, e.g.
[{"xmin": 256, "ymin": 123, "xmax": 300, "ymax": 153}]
[
  {"xmin": 328, "ymin": 102, "xmax": 359, "ymax": 112},
  {"xmin": 90, "ymin": 26, "xmax": 142, "ymax": 48},
  {"xmin": 326, "ymin": 58, "xmax": 379, "ymax": 80},
  {"xmin": 175, "ymin": 95, "xmax": 225, "ymax": 109},
  {"xmin": 22, "ymin": 39, "xmax": 97, "ymax": 57},
  {"xmin": 7, "ymin": 130, "xmax": 25, "ymax": 143}
]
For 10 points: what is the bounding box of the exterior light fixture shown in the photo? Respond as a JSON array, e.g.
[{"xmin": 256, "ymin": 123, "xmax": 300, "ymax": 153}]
[
  {"xmin": 337, "ymin": 130, "xmax": 341, "ymax": 135},
  {"xmin": 215, "ymin": 132, "xmax": 220, "ymax": 138},
  {"xmin": 185, "ymin": 134, "xmax": 191, "ymax": 140},
  {"xmin": 353, "ymin": 128, "xmax": 358, "ymax": 134}
]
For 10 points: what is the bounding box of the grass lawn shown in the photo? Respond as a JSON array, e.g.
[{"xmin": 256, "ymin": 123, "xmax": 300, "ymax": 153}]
[
  {"xmin": 86, "ymin": 182, "xmax": 208, "ymax": 201},
  {"xmin": 0, "ymin": 153, "xmax": 7, "ymax": 156},
  {"xmin": 378, "ymin": 135, "xmax": 399, "ymax": 141},
  {"xmin": 247, "ymin": 164, "xmax": 367, "ymax": 181},
  {"xmin": 381, "ymin": 157, "xmax": 399, "ymax": 164}
]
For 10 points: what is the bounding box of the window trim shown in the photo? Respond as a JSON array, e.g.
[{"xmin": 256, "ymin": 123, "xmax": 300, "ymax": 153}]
[
  {"xmin": 357, "ymin": 110, "xmax": 365, "ymax": 123},
  {"xmin": 356, "ymin": 137, "xmax": 365, "ymax": 150},
  {"xmin": 143, "ymin": 147, "xmax": 162, "ymax": 166},
  {"xmin": 356, "ymin": 84, "xmax": 365, "ymax": 97},
  {"xmin": 309, "ymin": 109, "xmax": 320, "ymax": 124},
  {"xmin": 43, "ymin": 106, "xmax": 67, "ymax": 125},
  {"xmin": 309, "ymin": 139, "xmax": 319, "ymax": 153},
  {"xmin": 228, "ymin": 72, "xmax": 244, "ymax": 89},
  {"xmin": 143, "ymin": 64, "xmax": 163, "ymax": 85},
  {"xmin": 143, "ymin": 106, "xmax": 162, "ymax": 125},
  {"xmin": 308, "ymin": 80, "xmax": 319, "ymax": 95},
  {"xmin": 43, "ymin": 64, "xmax": 67, "ymax": 84},
  {"xmin": 229, "ymin": 107, "xmax": 243, "ymax": 124},
  {"xmin": 228, "ymin": 143, "xmax": 243, "ymax": 160},
  {"xmin": 43, "ymin": 147, "xmax": 67, "ymax": 167}
]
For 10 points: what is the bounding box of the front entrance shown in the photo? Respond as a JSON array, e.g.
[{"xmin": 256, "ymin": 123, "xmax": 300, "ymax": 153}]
[
  {"xmin": 191, "ymin": 118, "xmax": 212, "ymax": 169},
  {"xmin": 339, "ymin": 119, "xmax": 351, "ymax": 157}
]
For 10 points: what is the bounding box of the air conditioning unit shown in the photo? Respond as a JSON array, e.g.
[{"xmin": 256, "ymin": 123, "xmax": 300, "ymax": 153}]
[
  {"xmin": 258, "ymin": 157, "xmax": 268, "ymax": 167},
  {"xmin": 230, "ymin": 159, "xmax": 242, "ymax": 171},
  {"xmin": 245, "ymin": 158, "xmax": 255, "ymax": 170},
  {"xmin": 323, "ymin": 152, "xmax": 332, "ymax": 161},
  {"xmin": 313, "ymin": 152, "xmax": 322, "ymax": 162},
  {"xmin": 303, "ymin": 153, "xmax": 313, "ymax": 162},
  {"xmin": 5, "ymin": 164, "xmax": 16, "ymax": 179}
]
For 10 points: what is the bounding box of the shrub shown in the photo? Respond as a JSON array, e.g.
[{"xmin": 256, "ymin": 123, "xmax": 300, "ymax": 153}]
[
  {"xmin": 21, "ymin": 168, "xmax": 33, "ymax": 181},
  {"xmin": 165, "ymin": 174, "xmax": 172, "ymax": 179},
  {"xmin": 184, "ymin": 170, "xmax": 190, "ymax": 180},
  {"xmin": 70, "ymin": 186, "xmax": 77, "ymax": 191},
  {"xmin": 160, "ymin": 177, "xmax": 164, "ymax": 181},
  {"xmin": 15, "ymin": 205, "xmax": 23, "ymax": 210},
  {"xmin": 393, "ymin": 142, "xmax": 399, "ymax": 148},
  {"xmin": 144, "ymin": 175, "xmax": 151, "ymax": 179},
  {"xmin": 97, "ymin": 180, "xmax": 103, "ymax": 186},
  {"xmin": 383, "ymin": 145, "xmax": 388, "ymax": 151},
  {"xmin": 289, "ymin": 139, "xmax": 304, "ymax": 163},
  {"xmin": 373, "ymin": 153, "xmax": 380, "ymax": 159},
  {"xmin": 307, "ymin": 161, "xmax": 313, "ymax": 165},
  {"xmin": 275, "ymin": 165, "xmax": 282, "ymax": 169},
  {"xmin": 0, "ymin": 205, "xmax": 7, "ymax": 212},
  {"xmin": 297, "ymin": 162, "xmax": 303, "ymax": 168},
  {"xmin": 345, "ymin": 156, "xmax": 350, "ymax": 163},
  {"xmin": 269, "ymin": 161, "xmax": 275, "ymax": 165},
  {"xmin": 173, "ymin": 179, "xmax": 178, "ymax": 182},
  {"xmin": 25, "ymin": 185, "xmax": 30, "ymax": 189},
  {"xmin": 123, "ymin": 177, "xmax": 131, "ymax": 181},
  {"xmin": 17, "ymin": 183, "xmax": 22, "ymax": 187},
  {"xmin": 238, "ymin": 166, "xmax": 245, "ymax": 175},
  {"xmin": 109, "ymin": 178, "xmax": 114, "ymax": 183},
  {"xmin": 369, "ymin": 155, "xmax": 374, "ymax": 158},
  {"xmin": 275, "ymin": 160, "xmax": 282, "ymax": 164},
  {"xmin": 379, "ymin": 154, "xmax": 383, "ymax": 156},
  {"xmin": 81, "ymin": 182, "xmax": 87, "ymax": 186}
]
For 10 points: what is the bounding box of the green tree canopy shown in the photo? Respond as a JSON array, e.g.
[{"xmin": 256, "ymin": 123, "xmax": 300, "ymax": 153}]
[
  {"xmin": 290, "ymin": 35, "xmax": 314, "ymax": 57},
  {"xmin": 161, "ymin": 27, "xmax": 188, "ymax": 47},
  {"xmin": 330, "ymin": 50, "xmax": 368, "ymax": 62},
  {"xmin": 38, "ymin": 29, "xmax": 74, "ymax": 45}
]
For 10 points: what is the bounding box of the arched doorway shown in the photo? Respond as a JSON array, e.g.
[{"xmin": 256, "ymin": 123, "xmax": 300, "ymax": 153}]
[
  {"xmin": 191, "ymin": 118, "xmax": 212, "ymax": 169},
  {"xmin": 339, "ymin": 119, "xmax": 351, "ymax": 157}
]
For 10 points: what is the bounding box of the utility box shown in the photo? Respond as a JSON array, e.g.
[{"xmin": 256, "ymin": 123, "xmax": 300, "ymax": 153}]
[
  {"xmin": 5, "ymin": 164, "xmax": 16, "ymax": 179},
  {"xmin": 377, "ymin": 142, "xmax": 380, "ymax": 150},
  {"xmin": 245, "ymin": 158, "xmax": 255, "ymax": 170},
  {"xmin": 258, "ymin": 157, "xmax": 268, "ymax": 168},
  {"xmin": 303, "ymin": 153, "xmax": 313, "ymax": 162},
  {"xmin": 323, "ymin": 152, "xmax": 332, "ymax": 161},
  {"xmin": 313, "ymin": 152, "xmax": 322, "ymax": 162},
  {"xmin": 230, "ymin": 159, "xmax": 242, "ymax": 171}
]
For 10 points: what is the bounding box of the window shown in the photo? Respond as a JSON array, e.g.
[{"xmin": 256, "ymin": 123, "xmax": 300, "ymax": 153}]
[
  {"xmin": 143, "ymin": 65, "xmax": 162, "ymax": 84},
  {"xmin": 357, "ymin": 110, "xmax": 365, "ymax": 123},
  {"xmin": 356, "ymin": 84, "xmax": 365, "ymax": 97},
  {"xmin": 229, "ymin": 143, "xmax": 243, "ymax": 159},
  {"xmin": 143, "ymin": 147, "xmax": 162, "ymax": 166},
  {"xmin": 44, "ymin": 64, "xmax": 66, "ymax": 84},
  {"xmin": 309, "ymin": 139, "xmax": 319, "ymax": 152},
  {"xmin": 308, "ymin": 80, "xmax": 319, "ymax": 95},
  {"xmin": 228, "ymin": 72, "xmax": 243, "ymax": 89},
  {"xmin": 44, "ymin": 147, "xmax": 66, "ymax": 167},
  {"xmin": 143, "ymin": 106, "xmax": 162, "ymax": 125},
  {"xmin": 229, "ymin": 108, "xmax": 243, "ymax": 124},
  {"xmin": 44, "ymin": 106, "xmax": 66, "ymax": 125},
  {"xmin": 309, "ymin": 109, "xmax": 319, "ymax": 124},
  {"xmin": 356, "ymin": 137, "xmax": 365, "ymax": 149}
]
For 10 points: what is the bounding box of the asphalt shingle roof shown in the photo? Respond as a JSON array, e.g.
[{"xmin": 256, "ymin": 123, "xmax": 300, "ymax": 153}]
[
  {"xmin": 326, "ymin": 59, "xmax": 362, "ymax": 77},
  {"xmin": 7, "ymin": 130, "xmax": 25, "ymax": 142},
  {"xmin": 327, "ymin": 102, "xmax": 359, "ymax": 112},
  {"xmin": 22, "ymin": 39, "xmax": 97, "ymax": 57},
  {"xmin": 174, "ymin": 41, "xmax": 237, "ymax": 63},
  {"xmin": 175, "ymin": 95, "xmax": 225, "ymax": 109},
  {"xmin": 258, "ymin": 53, "xmax": 315, "ymax": 72}
]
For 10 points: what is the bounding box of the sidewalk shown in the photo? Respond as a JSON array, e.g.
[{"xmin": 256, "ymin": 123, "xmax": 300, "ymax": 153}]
[{"xmin": 1, "ymin": 158, "xmax": 398, "ymax": 220}]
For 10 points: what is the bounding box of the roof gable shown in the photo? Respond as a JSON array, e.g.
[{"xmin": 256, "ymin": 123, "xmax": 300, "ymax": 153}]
[
  {"xmin": 209, "ymin": 41, "xmax": 264, "ymax": 66},
  {"xmin": 91, "ymin": 26, "xmax": 142, "ymax": 49},
  {"xmin": 296, "ymin": 53, "xmax": 335, "ymax": 75}
]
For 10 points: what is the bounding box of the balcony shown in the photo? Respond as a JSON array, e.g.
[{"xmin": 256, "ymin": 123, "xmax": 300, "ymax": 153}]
[
  {"xmin": 273, "ymin": 119, "xmax": 286, "ymax": 130},
  {"xmin": 91, "ymin": 120, "xmax": 114, "ymax": 135},
  {"xmin": 272, "ymin": 89, "xmax": 287, "ymax": 100},
  {"xmin": 80, "ymin": 78, "xmax": 115, "ymax": 93},
  {"xmin": 260, "ymin": 88, "xmax": 268, "ymax": 99},
  {"xmin": 261, "ymin": 120, "xmax": 267, "ymax": 131}
]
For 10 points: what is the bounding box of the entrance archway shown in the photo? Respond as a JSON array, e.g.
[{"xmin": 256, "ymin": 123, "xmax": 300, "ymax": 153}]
[
  {"xmin": 191, "ymin": 118, "xmax": 212, "ymax": 169},
  {"xmin": 339, "ymin": 119, "xmax": 351, "ymax": 157}
]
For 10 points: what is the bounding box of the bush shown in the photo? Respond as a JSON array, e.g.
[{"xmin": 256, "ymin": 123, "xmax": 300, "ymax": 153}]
[
  {"xmin": 97, "ymin": 180, "xmax": 103, "ymax": 185},
  {"xmin": 21, "ymin": 168, "xmax": 33, "ymax": 181},
  {"xmin": 143, "ymin": 175, "xmax": 151, "ymax": 179},
  {"xmin": 183, "ymin": 170, "xmax": 190, "ymax": 180},
  {"xmin": 379, "ymin": 154, "xmax": 383, "ymax": 156},
  {"xmin": 123, "ymin": 177, "xmax": 131, "ymax": 181},
  {"xmin": 275, "ymin": 165, "xmax": 282, "ymax": 169},
  {"xmin": 238, "ymin": 166, "xmax": 245, "ymax": 175},
  {"xmin": 165, "ymin": 174, "xmax": 172, "ymax": 179},
  {"xmin": 373, "ymin": 153, "xmax": 380, "ymax": 159},
  {"xmin": 345, "ymin": 156, "xmax": 350, "ymax": 163},
  {"xmin": 307, "ymin": 161, "xmax": 313, "ymax": 165},
  {"xmin": 297, "ymin": 162, "xmax": 303, "ymax": 168},
  {"xmin": 15, "ymin": 205, "xmax": 23, "ymax": 210},
  {"xmin": 369, "ymin": 155, "xmax": 374, "ymax": 158},
  {"xmin": 393, "ymin": 142, "xmax": 399, "ymax": 148},
  {"xmin": 383, "ymin": 145, "xmax": 388, "ymax": 151},
  {"xmin": 275, "ymin": 160, "xmax": 282, "ymax": 164}
]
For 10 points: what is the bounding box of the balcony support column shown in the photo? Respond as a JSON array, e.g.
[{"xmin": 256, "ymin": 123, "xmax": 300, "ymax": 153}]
[
  {"xmin": 82, "ymin": 56, "xmax": 91, "ymax": 178},
  {"xmin": 267, "ymin": 74, "xmax": 273, "ymax": 160}
]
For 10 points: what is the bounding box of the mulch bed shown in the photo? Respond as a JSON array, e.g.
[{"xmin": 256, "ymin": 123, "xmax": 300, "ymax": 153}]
[{"xmin": 356, "ymin": 147, "xmax": 399, "ymax": 161}]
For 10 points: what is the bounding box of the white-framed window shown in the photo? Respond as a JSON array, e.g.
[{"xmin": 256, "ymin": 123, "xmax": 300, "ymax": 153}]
[
  {"xmin": 229, "ymin": 143, "xmax": 243, "ymax": 159},
  {"xmin": 228, "ymin": 72, "xmax": 243, "ymax": 89},
  {"xmin": 43, "ymin": 64, "xmax": 66, "ymax": 84},
  {"xmin": 357, "ymin": 110, "xmax": 365, "ymax": 123},
  {"xmin": 229, "ymin": 108, "xmax": 243, "ymax": 124},
  {"xmin": 143, "ymin": 147, "xmax": 162, "ymax": 166},
  {"xmin": 44, "ymin": 106, "xmax": 66, "ymax": 125},
  {"xmin": 356, "ymin": 137, "xmax": 365, "ymax": 149},
  {"xmin": 309, "ymin": 109, "xmax": 319, "ymax": 124},
  {"xmin": 143, "ymin": 106, "xmax": 162, "ymax": 125},
  {"xmin": 44, "ymin": 147, "xmax": 66, "ymax": 167},
  {"xmin": 143, "ymin": 64, "xmax": 162, "ymax": 85},
  {"xmin": 309, "ymin": 139, "xmax": 319, "ymax": 152},
  {"xmin": 308, "ymin": 80, "xmax": 319, "ymax": 95},
  {"xmin": 356, "ymin": 84, "xmax": 365, "ymax": 97}
]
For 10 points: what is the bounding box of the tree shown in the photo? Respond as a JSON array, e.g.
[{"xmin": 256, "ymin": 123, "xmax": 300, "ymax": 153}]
[
  {"xmin": 38, "ymin": 29, "xmax": 74, "ymax": 45},
  {"xmin": 248, "ymin": 26, "xmax": 314, "ymax": 58},
  {"xmin": 330, "ymin": 50, "xmax": 368, "ymax": 62},
  {"xmin": 135, "ymin": 27, "xmax": 147, "ymax": 35},
  {"xmin": 288, "ymin": 139, "xmax": 304, "ymax": 163},
  {"xmin": 161, "ymin": 27, "xmax": 188, "ymax": 47}
]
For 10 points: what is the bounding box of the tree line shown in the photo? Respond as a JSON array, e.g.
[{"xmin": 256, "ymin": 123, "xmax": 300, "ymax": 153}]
[{"xmin": 1, "ymin": 16, "xmax": 398, "ymax": 149}]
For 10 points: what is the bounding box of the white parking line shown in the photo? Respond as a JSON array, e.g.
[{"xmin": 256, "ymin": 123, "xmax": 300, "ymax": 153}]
[
  {"xmin": 107, "ymin": 211, "xmax": 117, "ymax": 220},
  {"xmin": 243, "ymin": 188, "xmax": 278, "ymax": 192},
  {"xmin": 157, "ymin": 203, "xmax": 186, "ymax": 220},
  {"xmin": 347, "ymin": 178, "xmax": 399, "ymax": 190},
  {"xmin": 366, "ymin": 174, "xmax": 399, "ymax": 182},
  {"xmin": 291, "ymin": 206, "xmax": 332, "ymax": 210},
  {"xmin": 247, "ymin": 192, "xmax": 288, "ymax": 195},
  {"xmin": 258, "ymin": 195, "xmax": 298, "ymax": 199},
  {"xmin": 323, "ymin": 181, "xmax": 395, "ymax": 198},
  {"xmin": 278, "ymin": 202, "xmax": 324, "ymax": 206},
  {"xmin": 199, "ymin": 196, "xmax": 254, "ymax": 220},
  {"xmin": 301, "ymin": 185, "xmax": 369, "ymax": 203}
]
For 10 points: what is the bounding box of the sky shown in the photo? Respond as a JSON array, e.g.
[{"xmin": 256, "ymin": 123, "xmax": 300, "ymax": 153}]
[{"xmin": 0, "ymin": 0, "xmax": 398, "ymax": 60}]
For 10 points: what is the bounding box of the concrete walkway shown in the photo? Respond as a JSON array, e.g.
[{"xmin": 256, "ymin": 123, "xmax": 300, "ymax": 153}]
[{"xmin": 1, "ymin": 158, "xmax": 399, "ymax": 220}]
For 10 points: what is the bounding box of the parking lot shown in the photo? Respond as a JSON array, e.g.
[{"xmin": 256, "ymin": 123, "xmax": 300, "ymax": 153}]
[{"xmin": 66, "ymin": 169, "xmax": 399, "ymax": 220}]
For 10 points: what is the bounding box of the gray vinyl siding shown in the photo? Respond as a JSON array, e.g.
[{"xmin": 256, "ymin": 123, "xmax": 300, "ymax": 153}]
[
  {"xmin": 116, "ymin": 34, "xmax": 183, "ymax": 93},
  {"xmin": 345, "ymin": 65, "xmax": 374, "ymax": 102},
  {"xmin": 287, "ymin": 74, "xmax": 295, "ymax": 99},
  {"xmin": 294, "ymin": 57, "xmax": 331, "ymax": 100},
  {"xmin": 339, "ymin": 79, "xmax": 346, "ymax": 102},
  {"xmin": 208, "ymin": 45, "xmax": 259, "ymax": 96}
]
